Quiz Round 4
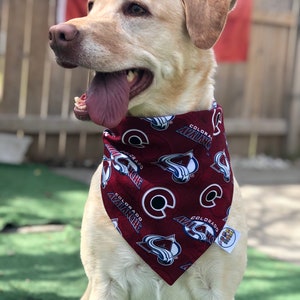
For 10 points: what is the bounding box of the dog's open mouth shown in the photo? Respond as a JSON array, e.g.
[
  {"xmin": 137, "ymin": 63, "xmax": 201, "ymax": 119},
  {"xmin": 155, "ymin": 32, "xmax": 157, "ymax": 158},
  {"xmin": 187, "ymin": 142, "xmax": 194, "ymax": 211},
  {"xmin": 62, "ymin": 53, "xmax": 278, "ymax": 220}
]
[{"xmin": 74, "ymin": 69, "xmax": 153, "ymax": 128}]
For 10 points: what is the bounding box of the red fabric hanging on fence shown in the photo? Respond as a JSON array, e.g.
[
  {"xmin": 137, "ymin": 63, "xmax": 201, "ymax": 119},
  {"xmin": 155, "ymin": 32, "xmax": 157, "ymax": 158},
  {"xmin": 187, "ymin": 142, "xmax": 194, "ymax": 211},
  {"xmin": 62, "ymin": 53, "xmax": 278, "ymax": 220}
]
[
  {"xmin": 214, "ymin": 0, "xmax": 253, "ymax": 62},
  {"xmin": 66, "ymin": 0, "xmax": 87, "ymax": 21},
  {"xmin": 56, "ymin": 0, "xmax": 86, "ymax": 23}
]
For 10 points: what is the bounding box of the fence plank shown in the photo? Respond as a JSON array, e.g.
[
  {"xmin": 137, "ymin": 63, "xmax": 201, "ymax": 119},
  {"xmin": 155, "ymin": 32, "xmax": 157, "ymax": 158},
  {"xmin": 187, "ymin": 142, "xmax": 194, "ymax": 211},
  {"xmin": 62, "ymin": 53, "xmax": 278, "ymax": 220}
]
[
  {"xmin": 252, "ymin": 11, "xmax": 297, "ymax": 27},
  {"xmin": 225, "ymin": 119, "xmax": 288, "ymax": 135},
  {"xmin": 287, "ymin": 1, "xmax": 300, "ymax": 155},
  {"xmin": 215, "ymin": 63, "xmax": 246, "ymax": 118},
  {"xmin": 0, "ymin": 0, "xmax": 9, "ymax": 101},
  {"xmin": 0, "ymin": 115, "xmax": 101, "ymax": 133},
  {"xmin": 0, "ymin": 0, "xmax": 27, "ymax": 114},
  {"xmin": 243, "ymin": 10, "xmax": 295, "ymax": 119},
  {"xmin": 0, "ymin": 114, "xmax": 291, "ymax": 137},
  {"xmin": 26, "ymin": 0, "xmax": 50, "ymax": 115}
]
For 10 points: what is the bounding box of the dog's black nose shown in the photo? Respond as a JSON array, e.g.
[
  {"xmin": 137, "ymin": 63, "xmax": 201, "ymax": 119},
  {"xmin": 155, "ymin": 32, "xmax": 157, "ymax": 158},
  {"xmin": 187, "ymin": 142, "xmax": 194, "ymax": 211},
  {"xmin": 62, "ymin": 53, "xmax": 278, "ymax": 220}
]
[{"xmin": 49, "ymin": 24, "xmax": 79, "ymax": 49}]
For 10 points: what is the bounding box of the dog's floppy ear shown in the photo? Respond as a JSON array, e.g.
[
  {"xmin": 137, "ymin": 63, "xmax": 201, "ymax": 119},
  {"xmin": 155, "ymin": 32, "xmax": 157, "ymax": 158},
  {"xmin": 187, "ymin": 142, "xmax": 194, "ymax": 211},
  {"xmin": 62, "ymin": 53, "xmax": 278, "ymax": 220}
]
[{"xmin": 182, "ymin": 0, "xmax": 237, "ymax": 49}]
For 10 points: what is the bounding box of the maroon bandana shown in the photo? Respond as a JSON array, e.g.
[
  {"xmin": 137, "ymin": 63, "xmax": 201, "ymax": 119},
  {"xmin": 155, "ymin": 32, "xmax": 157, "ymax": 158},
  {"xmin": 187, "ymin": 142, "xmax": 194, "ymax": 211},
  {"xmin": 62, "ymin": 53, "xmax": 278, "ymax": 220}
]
[{"xmin": 101, "ymin": 102, "xmax": 233, "ymax": 285}]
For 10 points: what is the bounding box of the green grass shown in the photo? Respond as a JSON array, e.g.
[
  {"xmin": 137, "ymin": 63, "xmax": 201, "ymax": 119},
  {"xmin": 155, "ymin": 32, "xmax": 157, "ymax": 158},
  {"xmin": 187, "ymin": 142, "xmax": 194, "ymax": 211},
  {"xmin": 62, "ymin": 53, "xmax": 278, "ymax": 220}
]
[
  {"xmin": 0, "ymin": 163, "xmax": 88, "ymax": 299},
  {"xmin": 0, "ymin": 163, "xmax": 299, "ymax": 299},
  {"xmin": 0, "ymin": 226, "xmax": 87, "ymax": 300},
  {"xmin": 237, "ymin": 249, "xmax": 300, "ymax": 300},
  {"xmin": 0, "ymin": 164, "xmax": 88, "ymax": 230}
]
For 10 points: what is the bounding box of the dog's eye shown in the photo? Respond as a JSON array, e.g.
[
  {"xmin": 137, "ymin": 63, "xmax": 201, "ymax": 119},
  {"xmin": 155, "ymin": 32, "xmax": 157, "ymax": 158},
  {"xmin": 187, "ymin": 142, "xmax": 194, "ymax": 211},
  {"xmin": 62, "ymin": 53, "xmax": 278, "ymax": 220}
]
[
  {"xmin": 124, "ymin": 2, "xmax": 149, "ymax": 17},
  {"xmin": 88, "ymin": 1, "xmax": 94, "ymax": 13}
]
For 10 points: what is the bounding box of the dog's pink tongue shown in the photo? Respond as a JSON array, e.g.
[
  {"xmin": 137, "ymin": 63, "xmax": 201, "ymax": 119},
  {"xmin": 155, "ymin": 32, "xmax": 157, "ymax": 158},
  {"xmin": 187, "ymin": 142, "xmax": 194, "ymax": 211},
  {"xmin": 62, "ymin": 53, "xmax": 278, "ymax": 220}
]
[{"xmin": 86, "ymin": 72, "xmax": 130, "ymax": 128}]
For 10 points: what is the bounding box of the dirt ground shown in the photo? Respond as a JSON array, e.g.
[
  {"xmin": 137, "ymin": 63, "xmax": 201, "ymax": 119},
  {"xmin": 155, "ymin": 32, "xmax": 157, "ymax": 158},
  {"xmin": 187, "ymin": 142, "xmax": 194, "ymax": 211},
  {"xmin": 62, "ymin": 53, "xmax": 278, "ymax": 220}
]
[{"xmin": 53, "ymin": 157, "xmax": 300, "ymax": 266}]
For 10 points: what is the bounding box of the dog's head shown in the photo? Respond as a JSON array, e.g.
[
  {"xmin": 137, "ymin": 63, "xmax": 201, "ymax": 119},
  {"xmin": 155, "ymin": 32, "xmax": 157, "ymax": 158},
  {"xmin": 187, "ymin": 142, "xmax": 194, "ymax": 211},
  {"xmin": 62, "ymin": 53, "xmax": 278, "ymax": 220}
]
[{"xmin": 49, "ymin": 0, "xmax": 236, "ymax": 128}]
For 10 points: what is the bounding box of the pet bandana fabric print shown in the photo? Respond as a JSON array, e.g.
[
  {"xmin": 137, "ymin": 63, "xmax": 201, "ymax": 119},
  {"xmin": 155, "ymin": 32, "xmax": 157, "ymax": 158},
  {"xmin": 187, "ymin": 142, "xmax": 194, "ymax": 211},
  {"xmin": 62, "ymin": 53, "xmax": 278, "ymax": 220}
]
[{"xmin": 101, "ymin": 102, "xmax": 234, "ymax": 285}]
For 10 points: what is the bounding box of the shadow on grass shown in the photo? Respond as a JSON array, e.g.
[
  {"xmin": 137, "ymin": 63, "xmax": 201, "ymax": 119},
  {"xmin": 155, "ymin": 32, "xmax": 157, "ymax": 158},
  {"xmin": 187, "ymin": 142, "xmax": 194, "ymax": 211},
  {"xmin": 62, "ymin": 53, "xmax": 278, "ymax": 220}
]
[
  {"xmin": 1, "ymin": 290, "xmax": 81, "ymax": 300},
  {"xmin": 0, "ymin": 163, "xmax": 89, "ymax": 230},
  {"xmin": 0, "ymin": 226, "xmax": 87, "ymax": 300}
]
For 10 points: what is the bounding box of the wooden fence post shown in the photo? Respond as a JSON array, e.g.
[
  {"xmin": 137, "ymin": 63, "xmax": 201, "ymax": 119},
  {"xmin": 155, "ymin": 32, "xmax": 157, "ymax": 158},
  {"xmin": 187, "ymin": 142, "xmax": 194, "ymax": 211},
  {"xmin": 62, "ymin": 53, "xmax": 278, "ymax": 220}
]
[{"xmin": 287, "ymin": 2, "xmax": 300, "ymax": 155}]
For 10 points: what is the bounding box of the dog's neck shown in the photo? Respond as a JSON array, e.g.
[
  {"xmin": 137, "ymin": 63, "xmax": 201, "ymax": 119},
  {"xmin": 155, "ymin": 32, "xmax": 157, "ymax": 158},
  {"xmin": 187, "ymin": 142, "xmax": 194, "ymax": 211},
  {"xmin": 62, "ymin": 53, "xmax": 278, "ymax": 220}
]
[{"xmin": 128, "ymin": 49, "xmax": 217, "ymax": 118}]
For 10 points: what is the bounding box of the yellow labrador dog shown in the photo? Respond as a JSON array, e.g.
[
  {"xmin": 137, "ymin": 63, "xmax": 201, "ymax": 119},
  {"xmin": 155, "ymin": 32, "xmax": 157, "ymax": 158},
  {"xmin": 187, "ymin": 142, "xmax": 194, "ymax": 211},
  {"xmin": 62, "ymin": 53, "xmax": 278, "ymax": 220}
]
[{"xmin": 49, "ymin": 0, "xmax": 247, "ymax": 299}]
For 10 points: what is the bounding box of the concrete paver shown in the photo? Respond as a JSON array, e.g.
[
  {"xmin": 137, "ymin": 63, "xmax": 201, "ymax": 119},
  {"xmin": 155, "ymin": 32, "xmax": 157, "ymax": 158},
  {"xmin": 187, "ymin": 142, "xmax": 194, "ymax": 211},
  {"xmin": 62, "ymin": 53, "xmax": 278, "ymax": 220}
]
[{"xmin": 242, "ymin": 184, "xmax": 300, "ymax": 265}]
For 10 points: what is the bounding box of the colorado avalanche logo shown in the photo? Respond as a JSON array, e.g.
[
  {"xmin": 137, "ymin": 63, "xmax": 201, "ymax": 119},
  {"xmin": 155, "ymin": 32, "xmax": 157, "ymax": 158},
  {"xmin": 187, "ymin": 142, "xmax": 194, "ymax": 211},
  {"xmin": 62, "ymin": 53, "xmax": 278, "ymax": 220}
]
[
  {"xmin": 212, "ymin": 109, "xmax": 222, "ymax": 136},
  {"xmin": 137, "ymin": 234, "xmax": 181, "ymax": 266},
  {"xmin": 111, "ymin": 218, "xmax": 122, "ymax": 235},
  {"xmin": 112, "ymin": 152, "xmax": 139, "ymax": 175},
  {"xmin": 210, "ymin": 150, "xmax": 231, "ymax": 182},
  {"xmin": 102, "ymin": 144, "xmax": 143, "ymax": 189},
  {"xmin": 174, "ymin": 216, "xmax": 216, "ymax": 244},
  {"xmin": 144, "ymin": 116, "xmax": 174, "ymax": 131},
  {"xmin": 103, "ymin": 129, "xmax": 115, "ymax": 137},
  {"xmin": 156, "ymin": 151, "xmax": 199, "ymax": 183},
  {"xmin": 101, "ymin": 155, "xmax": 112, "ymax": 188},
  {"xmin": 223, "ymin": 206, "xmax": 231, "ymax": 222},
  {"xmin": 185, "ymin": 221, "xmax": 215, "ymax": 244}
]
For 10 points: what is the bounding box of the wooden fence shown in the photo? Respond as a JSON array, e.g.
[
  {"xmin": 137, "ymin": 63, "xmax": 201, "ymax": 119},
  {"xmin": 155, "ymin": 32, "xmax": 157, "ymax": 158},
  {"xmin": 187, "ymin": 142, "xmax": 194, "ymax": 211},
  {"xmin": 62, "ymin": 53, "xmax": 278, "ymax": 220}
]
[
  {"xmin": 0, "ymin": 0, "xmax": 299, "ymax": 164},
  {"xmin": 217, "ymin": 0, "xmax": 300, "ymax": 157}
]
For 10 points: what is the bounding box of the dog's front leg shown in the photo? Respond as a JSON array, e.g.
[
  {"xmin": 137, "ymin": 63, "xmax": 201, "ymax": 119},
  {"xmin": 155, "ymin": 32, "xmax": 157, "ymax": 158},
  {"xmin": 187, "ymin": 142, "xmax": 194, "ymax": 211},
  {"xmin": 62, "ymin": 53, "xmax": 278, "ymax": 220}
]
[
  {"xmin": 80, "ymin": 164, "xmax": 132, "ymax": 300},
  {"xmin": 80, "ymin": 281, "xmax": 91, "ymax": 300}
]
